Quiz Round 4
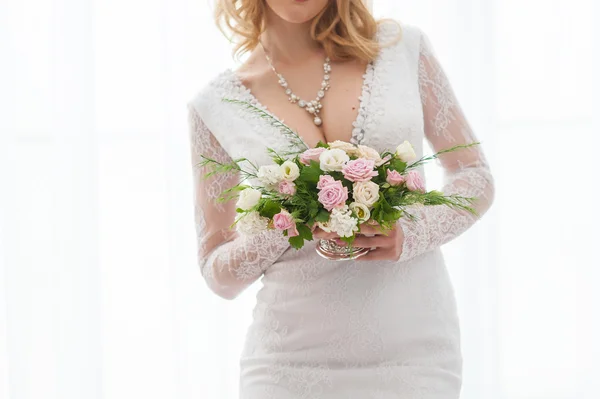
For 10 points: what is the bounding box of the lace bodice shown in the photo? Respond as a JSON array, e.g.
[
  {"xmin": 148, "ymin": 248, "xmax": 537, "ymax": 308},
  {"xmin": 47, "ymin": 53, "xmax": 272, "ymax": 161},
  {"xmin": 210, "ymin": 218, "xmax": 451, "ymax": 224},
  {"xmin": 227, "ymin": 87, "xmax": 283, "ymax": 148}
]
[{"xmin": 187, "ymin": 21, "xmax": 494, "ymax": 300}]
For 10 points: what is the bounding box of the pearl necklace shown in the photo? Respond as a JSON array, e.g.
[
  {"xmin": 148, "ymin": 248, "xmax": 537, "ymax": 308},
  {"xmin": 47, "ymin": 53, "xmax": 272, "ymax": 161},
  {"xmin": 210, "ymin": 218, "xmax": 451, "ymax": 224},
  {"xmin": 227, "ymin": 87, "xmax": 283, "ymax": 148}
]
[{"xmin": 263, "ymin": 49, "xmax": 331, "ymax": 126}]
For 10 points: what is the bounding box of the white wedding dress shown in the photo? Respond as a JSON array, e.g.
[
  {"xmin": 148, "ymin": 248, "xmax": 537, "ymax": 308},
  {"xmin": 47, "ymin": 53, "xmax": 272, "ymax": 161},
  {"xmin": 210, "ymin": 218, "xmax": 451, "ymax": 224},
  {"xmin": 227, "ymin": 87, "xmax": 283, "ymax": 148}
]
[{"xmin": 187, "ymin": 20, "xmax": 494, "ymax": 399}]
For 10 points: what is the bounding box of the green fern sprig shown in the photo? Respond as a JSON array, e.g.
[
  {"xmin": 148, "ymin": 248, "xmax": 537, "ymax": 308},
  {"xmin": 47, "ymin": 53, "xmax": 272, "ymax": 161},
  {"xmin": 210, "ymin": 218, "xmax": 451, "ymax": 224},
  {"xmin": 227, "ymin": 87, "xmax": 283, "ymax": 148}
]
[
  {"xmin": 406, "ymin": 142, "xmax": 480, "ymax": 170},
  {"xmin": 196, "ymin": 155, "xmax": 258, "ymax": 180},
  {"xmin": 223, "ymin": 98, "xmax": 309, "ymax": 153},
  {"xmin": 400, "ymin": 190, "xmax": 478, "ymax": 215}
]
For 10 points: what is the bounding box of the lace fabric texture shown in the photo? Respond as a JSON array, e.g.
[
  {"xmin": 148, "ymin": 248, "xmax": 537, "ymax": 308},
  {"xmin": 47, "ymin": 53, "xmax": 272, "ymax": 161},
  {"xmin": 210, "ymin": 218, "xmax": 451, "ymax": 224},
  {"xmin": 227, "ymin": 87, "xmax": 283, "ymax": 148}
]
[
  {"xmin": 397, "ymin": 30, "xmax": 495, "ymax": 262},
  {"xmin": 187, "ymin": 105, "xmax": 290, "ymax": 300}
]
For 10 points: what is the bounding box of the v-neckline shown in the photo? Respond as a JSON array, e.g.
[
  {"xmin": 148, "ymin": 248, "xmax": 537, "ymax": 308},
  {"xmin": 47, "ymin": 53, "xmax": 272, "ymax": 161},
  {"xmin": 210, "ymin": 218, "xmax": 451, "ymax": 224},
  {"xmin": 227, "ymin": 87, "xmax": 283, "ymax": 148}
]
[{"xmin": 226, "ymin": 59, "xmax": 376, "ymax": 150}]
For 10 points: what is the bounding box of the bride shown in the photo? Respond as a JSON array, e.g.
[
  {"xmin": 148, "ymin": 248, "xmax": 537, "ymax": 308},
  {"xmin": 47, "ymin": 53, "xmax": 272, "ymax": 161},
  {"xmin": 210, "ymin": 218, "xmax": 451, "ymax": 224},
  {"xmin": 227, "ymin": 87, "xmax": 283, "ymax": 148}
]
[{"xmin": 187, "ymin": 0, "xmax": 495, "ymax": 397}]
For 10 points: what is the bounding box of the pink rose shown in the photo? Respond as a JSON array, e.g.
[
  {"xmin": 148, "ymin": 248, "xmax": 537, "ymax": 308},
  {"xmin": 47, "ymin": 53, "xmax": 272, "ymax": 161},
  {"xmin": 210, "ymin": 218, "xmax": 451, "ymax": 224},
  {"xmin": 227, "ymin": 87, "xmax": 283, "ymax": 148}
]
[
  {"xmin": 273, "ymin": 210, "xmax": 298, "ymax": 237},
  {"xmin": 278, "ymin": 180, "xmax": 296, "ymax": 196},
  {"xmin": 300, "ymin": 147, "xmax": 327, "ymax": 165},
  {"xmin": 273, "ymin": 210, "xmax": 295, "ymax": 230},
  {"xmin": 405, "ymin": 170, "xmax": 426, "ymax": 193},
  {"xmin": 386, "ymin": 169, "xmax": 405, "ymax": 186},
  {"xmin": 287, "ymin": 224, "xmax": 299, "ymax": 237},
  {"xmin": 317, "ymin": 175, "xmax": 336, "ymax": 190},
  {"xmin": 341, "ymin": 158, "xmax": 378, "ymax": 182},
  {"xmin": 317, "ymin": 180, "xmax": 348, "ymax": 211}
]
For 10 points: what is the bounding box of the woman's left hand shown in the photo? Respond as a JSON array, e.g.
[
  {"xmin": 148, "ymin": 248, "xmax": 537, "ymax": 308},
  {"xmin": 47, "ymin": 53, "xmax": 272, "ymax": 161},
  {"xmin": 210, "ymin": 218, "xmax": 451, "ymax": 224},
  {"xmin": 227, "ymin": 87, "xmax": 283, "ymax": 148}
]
[{"xmin": 313, "ymin": 222, "xmax": 405, "ymax": 261}]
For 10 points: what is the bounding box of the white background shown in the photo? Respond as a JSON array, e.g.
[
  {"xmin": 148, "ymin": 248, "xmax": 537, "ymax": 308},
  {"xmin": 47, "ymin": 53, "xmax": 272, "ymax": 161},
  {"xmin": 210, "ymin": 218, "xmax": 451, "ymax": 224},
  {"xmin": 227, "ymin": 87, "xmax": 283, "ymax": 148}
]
[{"xmin": 0, "ymin": 0, "xmax": 598, "ymax": 398}]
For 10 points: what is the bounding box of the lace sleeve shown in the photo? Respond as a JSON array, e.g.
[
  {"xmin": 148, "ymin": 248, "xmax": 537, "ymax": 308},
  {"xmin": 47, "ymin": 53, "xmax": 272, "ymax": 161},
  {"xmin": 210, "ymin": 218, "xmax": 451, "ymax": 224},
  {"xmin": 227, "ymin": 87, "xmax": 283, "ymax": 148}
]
[
  {"xmin": 187, "ymin": 104, "xmax": 290, "ymax": 299},
  {"xmin": 397, "ymin": 29, "xmax": 495, "ymax": 262}
]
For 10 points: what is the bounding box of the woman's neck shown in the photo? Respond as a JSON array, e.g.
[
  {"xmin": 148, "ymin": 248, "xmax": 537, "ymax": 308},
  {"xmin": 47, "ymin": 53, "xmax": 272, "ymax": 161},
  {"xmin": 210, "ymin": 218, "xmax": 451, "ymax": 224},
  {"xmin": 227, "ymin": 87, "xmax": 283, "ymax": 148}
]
[{"xmin": 259, "ymin": 7, "xmax": 323, "ymax": 66}]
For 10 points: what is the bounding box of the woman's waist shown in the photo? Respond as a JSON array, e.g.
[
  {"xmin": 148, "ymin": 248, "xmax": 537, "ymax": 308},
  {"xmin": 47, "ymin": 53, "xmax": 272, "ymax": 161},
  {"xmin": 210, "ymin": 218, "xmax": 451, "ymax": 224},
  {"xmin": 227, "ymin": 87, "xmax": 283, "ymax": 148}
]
[
  {"xmin": 249, "ymin": 255, "xmax": 458, "ymax": 355},
  {"xmin": 261, "ymin": 246, "xmax": 448, "ymax": 301}
]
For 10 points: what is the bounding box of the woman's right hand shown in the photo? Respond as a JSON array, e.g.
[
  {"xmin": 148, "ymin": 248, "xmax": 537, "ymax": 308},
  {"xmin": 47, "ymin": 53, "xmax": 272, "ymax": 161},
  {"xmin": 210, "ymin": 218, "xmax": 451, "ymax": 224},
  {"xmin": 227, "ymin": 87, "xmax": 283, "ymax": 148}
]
[{"xmin": 313, "ymin": 222, "xmax": 406, "ymax": 261}]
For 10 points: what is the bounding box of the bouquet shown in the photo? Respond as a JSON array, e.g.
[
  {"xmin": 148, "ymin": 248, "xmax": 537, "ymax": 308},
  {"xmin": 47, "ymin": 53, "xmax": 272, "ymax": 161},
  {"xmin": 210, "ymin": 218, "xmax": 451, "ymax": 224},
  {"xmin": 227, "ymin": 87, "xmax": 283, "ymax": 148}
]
[{"xmin": 198, "ymin": 99, "xmax": 479, "ymax": 260}]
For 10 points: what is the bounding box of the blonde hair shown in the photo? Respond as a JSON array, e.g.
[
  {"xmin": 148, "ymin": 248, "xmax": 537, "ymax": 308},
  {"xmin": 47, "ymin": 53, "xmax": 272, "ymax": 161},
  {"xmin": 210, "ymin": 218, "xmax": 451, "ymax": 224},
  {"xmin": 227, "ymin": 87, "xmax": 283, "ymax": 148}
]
[{"xmin": 215, "ymin": 0, "xmax": 397, "ymax": 63}]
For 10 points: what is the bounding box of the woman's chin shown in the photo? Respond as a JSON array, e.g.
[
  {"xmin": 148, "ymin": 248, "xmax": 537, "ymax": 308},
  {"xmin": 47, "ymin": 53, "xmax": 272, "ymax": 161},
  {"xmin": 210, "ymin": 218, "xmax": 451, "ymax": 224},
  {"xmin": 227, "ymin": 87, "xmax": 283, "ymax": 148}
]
[{"xmin": 267, "ymin": 0, "xmax": 329, "ymax": 24}]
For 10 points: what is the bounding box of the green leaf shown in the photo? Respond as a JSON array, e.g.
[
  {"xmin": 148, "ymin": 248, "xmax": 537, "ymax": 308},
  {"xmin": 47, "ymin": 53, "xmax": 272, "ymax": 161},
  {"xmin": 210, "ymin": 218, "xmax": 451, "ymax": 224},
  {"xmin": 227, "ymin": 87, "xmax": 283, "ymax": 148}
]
[
  {"xmin": 388, "ymin": 158, "xmax": 407, "ymax": 173},
  {"xmin": 299, "ymin": 160, "xmax": 322, "ymax": 183},
  {"xmin": 340, "ymin": 177, "xmax": 353, "ymax": 191},
  {"xmin": 296, "ymin": 223, "xmax": 313, "ymax": 241},
  {"xmin": 315, "ymin": 209, "xmax": 330, "ymax": 223},
  {"xmin": 383, "ymin": 208, "xmax": 403, "ymax": 222},
  {"xmin": 259, "ymin": 200, "xmax": 281, "ymax": 219},
  {"xmin": 307, "ymin": 200, "xmax": 319, "ymax": 218},
  {"xmin": 315, "ymin": 141, "xmax": 329, "ymax": 149},
  {"xmin": 329, "ymin": 171, "xmax": 344, "ymax": 180},
  {"xmin": 289, "ymin": 235, "xmax": 305, "ymax": 249}
]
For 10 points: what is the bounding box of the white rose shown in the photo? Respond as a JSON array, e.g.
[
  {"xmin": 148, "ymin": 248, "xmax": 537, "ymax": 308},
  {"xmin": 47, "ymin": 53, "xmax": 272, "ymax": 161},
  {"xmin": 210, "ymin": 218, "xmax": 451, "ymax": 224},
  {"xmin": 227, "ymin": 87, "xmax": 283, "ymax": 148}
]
[
  {"xmin": 352, "ymin": 181, "xmax": 380, "ymax": 208},
  {"xmin": 257, "ymin": 164, "xmax": 283, "ymax": 186},
  {"xmin": 280, "ymin": 160, "xmax": 300, "ymax": 182},
  {"xmin": 329, "ymin": 206, "xmax": 359, "ymax": 238},
  {"xmin": 395, "ymin": 140, "xmax": 417, "ymax": 163},
  {"xmin": 319, "ymin": 148, "xmax": 350, "ymax": 172},
  {"xmin": 236, "ymin": 187, "xmax": 262, "ymax": 211},
  {"xmin": 235, "ymin": 211, "xmax": 268, "ymax": 235},
  {"xmin": 349, "ymin": 202, "xmax": 371, "ymax": 222},
  {"xmin": 356, "ymin": 145, "xmax": 383, "ymax": 165},
  {"xmin": 328, "ymin": 140, "xmax": 359, "ymax": 156}
]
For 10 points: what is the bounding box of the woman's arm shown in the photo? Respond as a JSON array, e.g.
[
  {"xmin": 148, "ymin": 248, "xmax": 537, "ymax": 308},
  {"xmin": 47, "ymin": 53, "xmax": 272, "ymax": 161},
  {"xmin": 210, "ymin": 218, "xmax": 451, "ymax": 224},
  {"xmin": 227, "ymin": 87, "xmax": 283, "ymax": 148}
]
[
  {"xmin": 187, "ymin": 104, "xmax": 290, "ymax": 299},
  {"xmin": 314, "ymin": 29, "xmax": 495, "ymax": 262},
  {"xmin": 396, "ymin": 29, "xmax": 495, "ymax": 262}
]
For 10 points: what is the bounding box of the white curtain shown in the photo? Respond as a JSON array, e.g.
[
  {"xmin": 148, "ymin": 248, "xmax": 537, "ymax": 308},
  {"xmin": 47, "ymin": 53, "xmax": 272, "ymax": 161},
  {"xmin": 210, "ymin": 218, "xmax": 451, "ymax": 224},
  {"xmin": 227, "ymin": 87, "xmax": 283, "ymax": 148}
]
[{"xmin": 0, "ymin": 1, "xmax": 597, "ymax": 398}]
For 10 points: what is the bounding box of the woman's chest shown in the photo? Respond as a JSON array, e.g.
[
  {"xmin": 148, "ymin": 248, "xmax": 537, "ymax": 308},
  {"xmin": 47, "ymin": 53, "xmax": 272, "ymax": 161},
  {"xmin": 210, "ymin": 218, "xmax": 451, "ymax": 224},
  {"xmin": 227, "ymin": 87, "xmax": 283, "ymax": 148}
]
[
  {"xmin": 238, "ymin": 59, "xmax": 371, "ymax": 148},
  {"xmin": 199, "ymin": 42, "xmax": 425, "ymax": 167}
]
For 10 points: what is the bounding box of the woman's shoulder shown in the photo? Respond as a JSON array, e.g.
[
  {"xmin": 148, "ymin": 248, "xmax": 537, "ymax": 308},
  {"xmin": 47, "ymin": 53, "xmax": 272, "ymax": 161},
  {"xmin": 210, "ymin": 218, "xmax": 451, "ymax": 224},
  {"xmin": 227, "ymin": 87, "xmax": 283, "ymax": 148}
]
[
  {"xmin": 187, "ymin": 68, "xmax": 241, "ymax": 119},
  {"xmin": 374, "ymin": 19, "xmax": 427, "ymax": 69},
  {"xmin": 376, "ymin": 19, "xmax": 426, "ymax": 52}
]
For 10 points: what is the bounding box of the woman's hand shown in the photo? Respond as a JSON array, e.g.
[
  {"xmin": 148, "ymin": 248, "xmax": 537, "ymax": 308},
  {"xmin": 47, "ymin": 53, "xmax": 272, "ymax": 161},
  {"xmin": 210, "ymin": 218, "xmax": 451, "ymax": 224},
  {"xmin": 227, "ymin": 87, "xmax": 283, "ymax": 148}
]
[{"xmin": 313, "ymin": 222, "xmax": 406, "ymax": 261}]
